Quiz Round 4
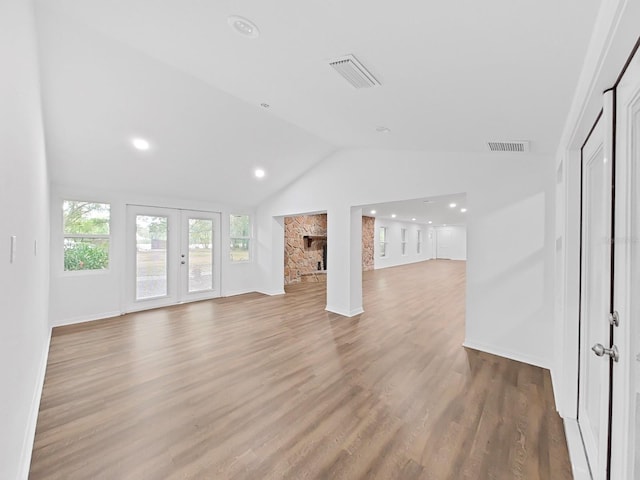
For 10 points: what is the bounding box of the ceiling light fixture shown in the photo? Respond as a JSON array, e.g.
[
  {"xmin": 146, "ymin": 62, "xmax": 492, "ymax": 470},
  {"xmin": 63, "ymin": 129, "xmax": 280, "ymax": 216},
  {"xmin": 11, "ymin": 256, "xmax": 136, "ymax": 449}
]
[
  {"xmin": 131, "ymin": 138, "xmax": 150, "ymax": 151},
  {"xmin": 449, "ymin": 203, "xmax": 457, "ymax": 208},
  {"xmin": 254, "ymin": 168, "xmax": 265, "ymax": 178},
  {"xmin": 461, "ymin": 208, "xmax": 467, "ymax": 213},
  {"xmin": 391, "ymin": 214, "xmax": 396, "ymax": 218},
  {"xmin": 370, "ymin": 210, "xmax": 376, "ymax": 214},
  {"xmin": 412, "ymin": 218, "xmax": 416, "ymax": 221},
  {"xmin": 227, "ymin": 15, "xmax": 260, "ymax": 39},
  {"xmin": 428, "ymin": 221, "xmax": 432, "ymax": 224}
]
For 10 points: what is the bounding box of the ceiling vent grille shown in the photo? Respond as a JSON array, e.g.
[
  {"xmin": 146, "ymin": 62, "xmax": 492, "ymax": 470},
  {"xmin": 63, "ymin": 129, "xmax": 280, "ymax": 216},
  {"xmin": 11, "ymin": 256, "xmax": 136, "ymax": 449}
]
[
  {"xmin": 487, "ymin": 141, "xmax": 530, "ymax": 152},
  {"xmin": 329, "ymin": 54, "xmax": 380, "ymax": 89}
]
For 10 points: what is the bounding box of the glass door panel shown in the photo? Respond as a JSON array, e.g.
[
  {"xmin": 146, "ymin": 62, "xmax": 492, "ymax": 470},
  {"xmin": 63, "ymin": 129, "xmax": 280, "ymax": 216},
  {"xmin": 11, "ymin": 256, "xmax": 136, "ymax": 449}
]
[
  {"xmin": 127, "ymin": 206, "xmax": 220, "ymax": 311},
  {"xmin": 187, "ymin": 218, "xmax": 213, "ymax": 293},
  {"xmin": 136, "ymin": 215, "xmax": 168, "ymax": 300}
]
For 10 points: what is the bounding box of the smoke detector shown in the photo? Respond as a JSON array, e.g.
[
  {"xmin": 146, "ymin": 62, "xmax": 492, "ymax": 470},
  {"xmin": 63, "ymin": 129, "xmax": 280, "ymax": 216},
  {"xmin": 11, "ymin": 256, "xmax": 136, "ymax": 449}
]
[
  {"xmin": 487, "ymin": 141, "xmax": 530, "ymax": 152},
  {"xmin": 329, "ymin": 54, "xmax": 380, "ymax": 89}
]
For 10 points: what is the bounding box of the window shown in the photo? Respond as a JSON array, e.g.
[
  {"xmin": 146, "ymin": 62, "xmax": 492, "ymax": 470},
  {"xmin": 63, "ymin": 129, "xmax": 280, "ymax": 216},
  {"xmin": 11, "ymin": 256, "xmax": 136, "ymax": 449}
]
[
  {"xmin": 417, "ymin": 230, "xmax": 422, "ymax": 254},
  {"xmin": 63, "ymin": 201, "xmax": 110, "ymax": 271},
  {"xmin": 379, "ymin": 227, "xmax": 387, "ymax": 257},
  {"xmin": 401, "ymin": 228, "xmax": 407, "ymax": 255},
  {"xmin": 230, "ymin": 214, "xmax": 251, "ymax": 262}
]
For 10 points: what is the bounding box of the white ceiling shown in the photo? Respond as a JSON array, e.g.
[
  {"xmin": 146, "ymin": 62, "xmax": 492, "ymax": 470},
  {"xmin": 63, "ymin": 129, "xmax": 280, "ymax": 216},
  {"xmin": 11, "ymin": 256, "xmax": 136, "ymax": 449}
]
[
  {"xmin": 34, "ymin": 0, "xmax": 601, "ymax": 206},
  {"xmin": 360, "ymin": 193, "xmax": 467, "ymax": 227}
]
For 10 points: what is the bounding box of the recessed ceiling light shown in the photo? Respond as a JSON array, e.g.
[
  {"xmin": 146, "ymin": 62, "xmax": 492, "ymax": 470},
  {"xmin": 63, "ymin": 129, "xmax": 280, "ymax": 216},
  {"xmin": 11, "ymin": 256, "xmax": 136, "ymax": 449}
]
[
  {"xmin": 260, "ymin": 103, "xmax": 270, "ymax": 108},
  {"xmin": 449, "ymin": 203, "xmax": 457, "ymax": 208},
  {"xmin": 131, "ymin": 138, "xmax": 150, "ymax": 151},
  {"xmin": 376, "ymin": 126, "xmax": 391, "ymax": 133},
  {"xmin": 370, "ymin": 210, "xmax": 376, "ymax": 214},
  {"xmin": 254, "ymin": 168, "xmax": 265, "ymax": 178},
  {"xmin": 443, "ymin": 224, "xmax": 447, "ymax": 226},
  {"xmin": 428, "ymin": 221, "xmax": 432, "ymax": 224},
  {"xmin": 412, "ymin": 218, "xmax": 416, "ymax": 221},
  {"xmin": 228, "ymin": 15, "xmax": 260, "ymax": 39},
  {"xmin": 391, "ymin": 214, "xmax": 396, "ymax": 218},
  {"xmin": 460, "ymin": 208, "xmax": 467, "ymax": 213}
]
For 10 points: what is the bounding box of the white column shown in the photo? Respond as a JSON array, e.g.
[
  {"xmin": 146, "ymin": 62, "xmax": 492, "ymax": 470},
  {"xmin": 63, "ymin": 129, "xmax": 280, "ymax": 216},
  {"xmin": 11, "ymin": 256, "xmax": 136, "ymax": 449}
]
[{"xmin": 326, "ymin": 206, "xmax": 363, "ymax": 316}]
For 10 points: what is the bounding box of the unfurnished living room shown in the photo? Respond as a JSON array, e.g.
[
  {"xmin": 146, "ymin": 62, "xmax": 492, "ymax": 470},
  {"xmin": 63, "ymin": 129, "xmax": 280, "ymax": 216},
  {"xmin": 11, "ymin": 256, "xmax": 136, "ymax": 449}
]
[{"xmin": 2, "ymin": 1, "xmax": 640, "ymax": 479}]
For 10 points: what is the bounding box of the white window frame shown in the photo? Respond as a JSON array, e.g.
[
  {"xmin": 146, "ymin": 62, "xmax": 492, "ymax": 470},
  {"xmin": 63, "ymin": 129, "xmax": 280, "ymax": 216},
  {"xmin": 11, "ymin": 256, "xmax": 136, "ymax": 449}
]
[
  {"xmin": 229, "ymin": 214, "xmax": 252, "ymax": 263},
  {"xmin": 62, "ymin": 200, "xmax": 111, "ymax": 274},
  {"xmin": 417, "ymin": 229, "xmax": 422, "ymax": 254},
  {"xmin": 401, "ymin": 228, "xmax": 407, "ymax": 256},
  {"xmin": 379, "ymin": 227, "xmax": 388, "ymax": 257}
]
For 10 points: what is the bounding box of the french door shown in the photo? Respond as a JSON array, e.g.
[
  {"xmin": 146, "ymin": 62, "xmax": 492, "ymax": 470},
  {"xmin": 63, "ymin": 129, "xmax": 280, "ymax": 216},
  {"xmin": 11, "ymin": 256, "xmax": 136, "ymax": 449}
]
[
  {"xmin": 126, "ymin": 205, "xmax": 221, "ymax": 312},
  {"xmin": 578, "ymin": 92, "xmax": 615, "ymax": 480},
  {"xmin": 610, "ymin": 43, "xmax": 640, "ymax": 480},
  {"xmin": 579, "ymin": 43, "xmax": 640, "ymax": 479}
]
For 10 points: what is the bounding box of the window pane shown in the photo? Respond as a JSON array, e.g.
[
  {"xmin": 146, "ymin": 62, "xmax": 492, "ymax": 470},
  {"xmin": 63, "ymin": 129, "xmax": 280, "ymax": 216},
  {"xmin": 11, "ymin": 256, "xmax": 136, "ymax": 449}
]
[
  {"xmin": 230, "ymin": 238, "xmax": 250, "ymax": 261},
  {"xmin": 136, "ymin": 215, "xmax": 168, "ymax": 300},
  {"xmin": 230, "ymin": 214, "xmax": 250, "ymax": 238},
  {"xmin": 230, "ymin": 214, "xmax": 250, "ymax": 262},
  {"xmin": 63, "ymin": 201, "xmax": 110, "ymax": 235},
  {"xmin": 188, "ymin": 218, "xmax": 213, "ymax": 292},
  {"xmin": 64, "ymin": 237, "xmax": 109, "ymax": 271},
  {"xmin": 380, "ymin": 242, "xmax": 386, "ymax": 257},
  {"xmin": 380, "ymin": 227, "xmax": 386, "ymax": 243}
]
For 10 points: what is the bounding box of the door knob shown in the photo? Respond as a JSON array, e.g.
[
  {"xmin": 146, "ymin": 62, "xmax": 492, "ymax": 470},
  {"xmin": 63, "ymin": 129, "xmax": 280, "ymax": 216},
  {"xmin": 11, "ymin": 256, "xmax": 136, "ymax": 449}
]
[{"xmin": 592, "ymin": 343, "xmax": 619, "ymax": 362}]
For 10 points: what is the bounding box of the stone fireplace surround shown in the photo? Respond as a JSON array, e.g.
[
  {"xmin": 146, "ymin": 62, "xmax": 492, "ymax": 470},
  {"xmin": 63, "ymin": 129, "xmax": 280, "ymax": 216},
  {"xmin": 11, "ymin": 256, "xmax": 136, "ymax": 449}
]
[{"xmin": 284, "ymin": 214, "xmax": 375, "ymax": 285}]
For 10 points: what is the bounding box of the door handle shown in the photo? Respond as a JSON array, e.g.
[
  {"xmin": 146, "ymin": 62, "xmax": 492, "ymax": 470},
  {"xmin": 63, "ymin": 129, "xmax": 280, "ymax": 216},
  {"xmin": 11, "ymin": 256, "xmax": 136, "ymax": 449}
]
[{"xmin": 591, "ymin": 343, "xmax": 619, "ymax": 362}]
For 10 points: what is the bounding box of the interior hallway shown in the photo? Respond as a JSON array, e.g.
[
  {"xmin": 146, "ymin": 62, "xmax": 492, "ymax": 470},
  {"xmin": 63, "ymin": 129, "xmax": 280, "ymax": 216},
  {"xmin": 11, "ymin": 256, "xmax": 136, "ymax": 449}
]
[{"xmin": 30, "ymin": 260, "xmax": 570, "ymax": 479}]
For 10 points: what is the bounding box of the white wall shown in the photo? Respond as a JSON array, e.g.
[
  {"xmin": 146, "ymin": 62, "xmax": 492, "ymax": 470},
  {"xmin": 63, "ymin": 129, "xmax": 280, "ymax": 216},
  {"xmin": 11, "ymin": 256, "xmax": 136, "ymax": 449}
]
[
  {"xmin": 49, "ymin": 185, "xmax": 258, "ymax": 326},
  {"xmin": 0, "ymin": 1, "xmax": 51, "ymax": 478},
  {"xmin": 374, "ymin": 219, "xmax": 434, "ymax": 269},
  {"xmin": 256, "ymin": 148, "xmax": 555, "ymax": 368},
  {"xmin": 434, "ymin": 225, "xmax": 467, "ymax": 260}
]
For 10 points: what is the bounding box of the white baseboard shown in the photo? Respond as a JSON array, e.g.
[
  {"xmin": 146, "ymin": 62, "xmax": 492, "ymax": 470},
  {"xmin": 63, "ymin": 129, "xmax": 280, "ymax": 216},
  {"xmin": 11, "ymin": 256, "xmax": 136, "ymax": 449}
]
[
  {"xmin": 257, "ymin": 289, "xmax": 285, "ymax": 296},
  {"xmin": 52, "ymin": 311, "xmax": 121, "ymax": 328},
  {"xmin": 18, "ymin": 328, "xmax": 51, "ymax": 479},
  {"xmin": 462, "ymin": 339, "xmax": 550, "ymax": 370},
  {"xmin": 222, "ymin": 289, "xmax": 256, "ymax": 298},
  {"xmin": 325, "ymin": 305, "xmax": 364, "ymax": 317},
  {"xmin": 563, "ymin": 418, "xmax": 591, "ymax": 480}
]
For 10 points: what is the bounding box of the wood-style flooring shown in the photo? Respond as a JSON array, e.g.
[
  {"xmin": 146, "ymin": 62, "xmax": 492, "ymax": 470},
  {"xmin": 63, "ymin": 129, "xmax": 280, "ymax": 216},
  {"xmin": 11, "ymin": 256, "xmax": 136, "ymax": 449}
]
[{"xmin": 30, "ymin": 260, "xmax": 572, "ymax": 479}]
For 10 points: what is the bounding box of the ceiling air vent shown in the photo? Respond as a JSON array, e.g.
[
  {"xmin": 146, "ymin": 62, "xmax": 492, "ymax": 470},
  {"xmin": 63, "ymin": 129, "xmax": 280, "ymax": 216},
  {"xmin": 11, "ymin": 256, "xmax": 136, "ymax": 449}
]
[
  {"xmin": 487, "ymin": 141, "xmax": 530, "ymax": 152},
  {"xmin": 329, "ymin": 54, "xmax": 380, "ymax": 89}
]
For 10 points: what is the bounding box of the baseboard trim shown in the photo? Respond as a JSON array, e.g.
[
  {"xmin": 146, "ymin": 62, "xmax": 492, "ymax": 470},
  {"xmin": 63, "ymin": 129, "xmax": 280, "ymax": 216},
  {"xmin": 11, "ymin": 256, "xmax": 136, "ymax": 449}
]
[
  {"xmin": 325, "ymin": 305, "xmax": 364, "ymax": 317},
  {"xmin": 18, "ymin": 327, "xmax": 51, "ymax": 479},
  {"xmin": 52, "ymin": 311, "xmax": 121, "ymax": 328},
  {"xmin": 462, "ymin": 339, "xmax": 550, "ymax": 370},
  {"xmin": 257, "ymin": 289, "xmax": 285, "ymax": 296},
  {"xmin": 563, "ymin": 418, "xmax": 591, "ymax": 480},
  {"xmin": 222, "ymin": 289, "xmax": 256, "ymax": 298}
]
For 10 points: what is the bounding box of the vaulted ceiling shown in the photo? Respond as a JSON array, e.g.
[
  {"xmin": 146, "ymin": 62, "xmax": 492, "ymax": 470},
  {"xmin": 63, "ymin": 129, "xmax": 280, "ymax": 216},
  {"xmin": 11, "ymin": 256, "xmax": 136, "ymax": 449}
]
[{"xmin": 35, "ymin": 0, "xmax": 601, "ymax": 206}]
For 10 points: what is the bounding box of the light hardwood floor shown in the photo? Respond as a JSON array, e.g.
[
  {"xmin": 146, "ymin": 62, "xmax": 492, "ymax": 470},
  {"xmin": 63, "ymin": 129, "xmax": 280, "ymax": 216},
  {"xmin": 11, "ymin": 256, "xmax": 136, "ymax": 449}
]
[{"xmin": 30, "ymin": 260, "xmax": 572, "ymax": 479}]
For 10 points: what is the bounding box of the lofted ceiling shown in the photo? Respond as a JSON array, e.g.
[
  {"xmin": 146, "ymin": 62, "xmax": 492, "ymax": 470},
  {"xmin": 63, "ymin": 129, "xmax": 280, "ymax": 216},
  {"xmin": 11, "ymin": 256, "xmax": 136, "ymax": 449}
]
[{"xmin": 34, "ymin": 0, "xmax": 601, "ymax": 206}]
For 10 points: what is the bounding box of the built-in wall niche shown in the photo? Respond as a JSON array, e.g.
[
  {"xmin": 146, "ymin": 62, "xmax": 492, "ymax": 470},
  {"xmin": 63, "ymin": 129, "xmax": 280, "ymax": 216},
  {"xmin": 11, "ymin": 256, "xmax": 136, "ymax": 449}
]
[{"xmin": 303, "ymin": 235, "xmax": 326, "ymax": 249}]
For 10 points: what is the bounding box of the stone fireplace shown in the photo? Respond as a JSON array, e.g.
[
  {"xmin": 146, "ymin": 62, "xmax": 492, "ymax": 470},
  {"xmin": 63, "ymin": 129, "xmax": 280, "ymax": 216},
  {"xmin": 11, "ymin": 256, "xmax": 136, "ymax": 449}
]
[{"xmin": 284, "ymin": 214, "xmax": 375, "ymax": 285}]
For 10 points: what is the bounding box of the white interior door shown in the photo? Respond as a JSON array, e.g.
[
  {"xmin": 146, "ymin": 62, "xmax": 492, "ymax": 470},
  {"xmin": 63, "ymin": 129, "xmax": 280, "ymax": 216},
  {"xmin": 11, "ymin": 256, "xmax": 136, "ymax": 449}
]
[
  {"xmin": 126, "ymin": 206, "xmax": 220, "ymax": 312},
  {"xmin": 578, "ymin": 92, "xmax": 615, "ymax": 480},
  {"xmin": 436, "ymin": 227, "xmax": 451, "ymax": 259},
  {"xmin": 611, "ymin": 45, "xmax": 640, "ymax": 480}
]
